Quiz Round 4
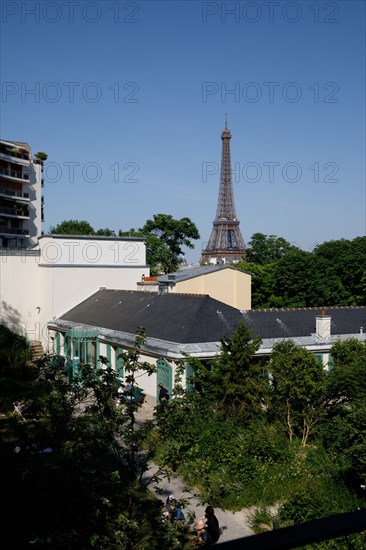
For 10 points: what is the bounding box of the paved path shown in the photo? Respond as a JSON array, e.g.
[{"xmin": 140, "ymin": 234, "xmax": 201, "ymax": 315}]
[{"xmin": 138, "ymin": 396, "xmax": 254, "ymax": 544}]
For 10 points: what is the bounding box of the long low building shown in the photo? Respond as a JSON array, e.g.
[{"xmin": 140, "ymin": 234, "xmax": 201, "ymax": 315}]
[{"xmin": 48, "ymin": 288, "xmax": 366, "ymax": 400}]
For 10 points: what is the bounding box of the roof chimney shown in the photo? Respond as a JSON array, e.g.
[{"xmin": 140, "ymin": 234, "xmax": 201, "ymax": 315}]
[{"xmin": 316, "ymin": 310, "xmax": 331, "ymax": 341}]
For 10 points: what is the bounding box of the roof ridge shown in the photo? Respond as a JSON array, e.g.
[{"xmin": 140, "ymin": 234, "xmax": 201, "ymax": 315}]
[{"xmin": 246, "ymin": 305, "xmax": 366, "ymax": 313}]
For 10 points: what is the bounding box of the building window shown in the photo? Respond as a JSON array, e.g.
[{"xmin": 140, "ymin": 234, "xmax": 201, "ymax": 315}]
[
  {"xmin": 185, "ymin": 363, "xmax": 195, "ymax": 392},
  {"xmin": 64, "ymin": 329, "xmax": 99, "ymax": 381}
]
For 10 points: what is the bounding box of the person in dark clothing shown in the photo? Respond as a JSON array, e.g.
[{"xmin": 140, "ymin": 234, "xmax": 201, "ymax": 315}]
[
  {"xmin": 202, "ymin": 506, "xmax": 220, "ymax": 545},
  {"xmin": 158, "ymin": 383, "xmax": 169, "ymax": 401}
]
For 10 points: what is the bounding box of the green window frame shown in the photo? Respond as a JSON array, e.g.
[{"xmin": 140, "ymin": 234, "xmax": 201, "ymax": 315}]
[
  {"xmin": 115, "ymin": 347, "xmax": 124, "ymax": 377},
  {"xmin": 55, "ymin": 332, "xmax": 61, "ymax": 354},
  {"xmin": 156, "ymin": 357, "xmax": 173, "ymax": 399},
  {"xmin": 106, "ymin": 343, "xmax": 112, "ymax": 366},
  {"xmin": 327, "ymin": 353, "xmax": 333, "ymax": 371},
  {"xmin": 64, "ymin": 329, "xmax": 99, "ymax": 381},
  {"xmin": 185, "ymin": 362, "xmax": 195, "ymax": 393}
]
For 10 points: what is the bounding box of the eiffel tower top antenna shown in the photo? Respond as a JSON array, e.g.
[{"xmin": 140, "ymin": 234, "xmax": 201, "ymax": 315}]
[{"xmin": 225, "ymin": 113, "xmax": 228, "ymax": 129}]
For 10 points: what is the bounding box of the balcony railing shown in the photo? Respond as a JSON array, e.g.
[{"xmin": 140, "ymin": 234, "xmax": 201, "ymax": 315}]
[
  {"xmin": 0, "ymin": 149, "xmax": 30, "ymax": 161},
  {"xmin": 216, "ymin": 508, "xmax": 366, "ymax": 549},
  {"xmin": 0, "ymin": 168, "xmax": 29, "ymax": 180},
  {"xmin": 0, "ymin": 226, "xmax": 30, "ymax": 236},
  {"xmin": 0, "ymin": 187, "xmax": 29, "ymax": 200},
  {"xmin": 0, "ymin": 206, "xmax": 30, "ymax": 217}
]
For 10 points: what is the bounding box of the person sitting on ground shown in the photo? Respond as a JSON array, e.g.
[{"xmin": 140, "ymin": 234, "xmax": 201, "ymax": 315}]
[
  {"xmin": 194, "ymin": 506, "xmax": 220, "ymax": 546},
  {"xmin": 162, "ymin": 495, "xmax": 185, "ymax": 523},
  {"xmin": 193, "ymin": 515, "xmax": 207, "ymax": 542}
]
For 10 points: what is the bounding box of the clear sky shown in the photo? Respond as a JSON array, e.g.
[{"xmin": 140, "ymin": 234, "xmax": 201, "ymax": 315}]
[{"xmin": 1, "ymin": 0, "xmax": 365, "ymax": 264}]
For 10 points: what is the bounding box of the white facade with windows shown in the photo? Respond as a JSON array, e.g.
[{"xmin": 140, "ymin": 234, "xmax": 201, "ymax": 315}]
[{"xmin": 0, "ymin": 139, "xmax": 43, "ymax": 249}]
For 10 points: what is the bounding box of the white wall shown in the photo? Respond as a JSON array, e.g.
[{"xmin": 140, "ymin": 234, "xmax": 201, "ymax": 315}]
[
  {"xmin": 0, "ymin": 235, "xmax": 149, "ymax": 347},
  {"xmin": 0, "ymin": 250, "xmax": 41, "ymax": 338}
]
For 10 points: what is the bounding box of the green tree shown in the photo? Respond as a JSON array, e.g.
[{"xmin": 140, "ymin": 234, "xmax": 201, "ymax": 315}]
[
  {"xmin": 140, "ymin": 214, "xmax": 200, "ymax": 274},
  {"xmin": 270, "ymin": 340, "xmax": 327, "ymax": 446},
  {"xmin": 95, "ymin": 228, "xmax": 115, "ymax": 236},
  {"xmin": 34, "ymin": 151, "xmax": 48, "ymax": 161},
  {"xmin": 191, "ymin": 322, "xmax": 267, "ymax": 419},
  {"xmin": 118, "ymin": 228, "xmax": 143, "ymax": 238},
  {"xmin": 270, "ymin": 249, "xmax": 315, "ymax": 307},
  {"xmin": 120, "ymin": 214, "xmax": 200, "ymax": 275},
  {"xmin": 246, "ymin": 233, "xmax": 300, "ymax": 264},
  {"xmin": 49, "ymin": 219, "xmax": 95, "ymax": 235},
  {"xmin": 239, "ymin": 235, "xmax": 366, "ymax": 308},
  {"xmin": 235, "ymin": 260, "xmax": 277, "ymax": 308},
  {"xmin": 1, "ymin": 327, "xmax": 193, "ymax": 549},
  {"xmin": 321, "ymin": 339, "xmax": 366, "ymax": 493},
  {"xmin": 313, "ymin": 237, "xmax": 366, "ymax": 305}
]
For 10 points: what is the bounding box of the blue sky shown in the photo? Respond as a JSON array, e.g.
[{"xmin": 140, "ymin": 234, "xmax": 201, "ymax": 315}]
[{"xmin": 1, "ymin": 0, "xmax": 365, "ymax": 263}]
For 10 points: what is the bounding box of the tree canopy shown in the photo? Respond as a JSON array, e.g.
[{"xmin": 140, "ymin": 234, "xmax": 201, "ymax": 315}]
[
  {"xmin": 245, "ymin": 233, "xmax": 300, "ymax": 264},
  {"xmin": 1, "ymin": 327, "xmax": 194, "ymax": 549},
  {"xmin": 186, "ymin": 322, "xmax": 267, "ymax": 420},
  {"xmin": 270, "ymin": 340, "xmax": 327, "ymax": 445},
  {"xmin": 34, "ymin": 151, "xmax": 48, "ymax": 161},
  {"xmin": 49, "ymin": 219, "xmax": 96, "ymax": 235},
  {"xmin": 237, "ymin": 235, "xmax": 366, "ymax": 308},
  {"xmin": 120, "ymin": 214, "xmax": 200, "ymax": 275}
]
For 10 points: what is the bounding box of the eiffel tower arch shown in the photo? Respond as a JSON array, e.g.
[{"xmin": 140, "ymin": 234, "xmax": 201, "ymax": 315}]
[{"xmin": 200, "ymin": 123, "xmax": 246, "ymax": 264}]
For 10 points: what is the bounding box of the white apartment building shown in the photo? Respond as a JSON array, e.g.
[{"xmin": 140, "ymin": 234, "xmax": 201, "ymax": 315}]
[{"xmin": 0, "ymin": 139, "xmax": 43, "ymax": 249}]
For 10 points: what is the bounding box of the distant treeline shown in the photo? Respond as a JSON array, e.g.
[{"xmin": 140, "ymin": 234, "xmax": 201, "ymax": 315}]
[{"xmin": 237, "ymin": 234, "xmax": 366, "ymax": 308}]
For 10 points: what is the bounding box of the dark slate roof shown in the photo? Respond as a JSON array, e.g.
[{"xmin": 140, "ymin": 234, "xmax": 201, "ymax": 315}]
[
  {"xmin": 240, "ymin": 307, "xmax": 366, "ymax": 339},
  {"xmin": 60, "ymin": 289, "xmax": 245, "ymax": 344},
  {"xmin": 157, "ymin": 264, "xmax": 252, "ymax": 284},
  {"xmin": 58, "ymin": 289, "xmax": 366, "ymax": 344}
]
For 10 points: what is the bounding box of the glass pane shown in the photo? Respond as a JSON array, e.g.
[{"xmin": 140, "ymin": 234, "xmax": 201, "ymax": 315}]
[
  {"xmin": 87, "ymin": 340, "xmax": 96, "ymax": 366},
  {"xmin": 72, "ymin": 339, "xmax": 80, "ymax": 359}
]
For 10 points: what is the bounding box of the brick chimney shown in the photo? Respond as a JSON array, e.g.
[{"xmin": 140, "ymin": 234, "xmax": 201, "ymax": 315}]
[{"xmin": 315, "ymin": 308, "xmax": 331, "ymax": 341}]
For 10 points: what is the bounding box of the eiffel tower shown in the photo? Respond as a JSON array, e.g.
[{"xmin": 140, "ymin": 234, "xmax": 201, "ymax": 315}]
[{"xmin": 200, "ymin": 121, "xmax": 246, "ymax": 264}]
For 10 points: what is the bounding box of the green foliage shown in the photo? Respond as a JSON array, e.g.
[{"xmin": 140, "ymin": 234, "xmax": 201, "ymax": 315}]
[
  {"xmin": 120, "ymin": 213, "xmax": 200, "ymax": 276},
  {"xmin": 34, "ymin": 151, "xmax": 48, "ymax": 161},
  {"xmin": 245, "ymin": 232, "xmax": 300, "ymax": 264},
  {"xmin": 249, "ymin": 506, "xmax": 277, "ymax": 533},
  {"xmin": 49, "ymin": 219, "xmax": 95, "ymax": 235},
  {"xmin": 140, "ymin": 213, "xmax": 200, "ymax": 274},
  {"xmin": 190, "ymin": 322, "xmax": 268, "ymax": 420},
  {"xmin": 279, "ymin": 476, "xmax": 359, "ymax": 524},
  {"xmin": 151, "ymin": 331, "xmax": 366, "ymax": 544},
  {"xmin": 236, "ymin": 260, "xmax": 277, "ymax": 308},
  {"xmin": 329, "ymin": 338, "xmax": 366, "ymax": 369},
  {"xmin": 321, "ymin": 403, "xmax": 366, "ymax": 489},
  {"xmin": 270, "ymin": 341, "xmax": 327, "ymax": 445},
  {"xmin": 49, "ymin": 220, "xmax": 117, "ymax": 237},
  {"xmin": 236, "ymin": 235, "xmax": 366, "ymax": 308},
  {"xmin": 95, "ymin": 227, "xmax": 115, "ymax": 236},
  {"xmin": 0, "ymin": 327, "xmax": 197, "ymax": 549},
  {"xmin": 317, "ymin": 339, "xmax": 366, "ymax": 494},
  {"xmin": 271, "ymin": 249, "xmax": 315, "ymax": 307},
  {"xmin": 0, "ymin": 325, "xmax": 33, "ymax": 408},
  {"xmin": 278, "ymin": 476, "xmax": 366, "ymax": 549},
  {"xmin": 0, "ymin": 323, "xmax": 28, "ymax": 353}
]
